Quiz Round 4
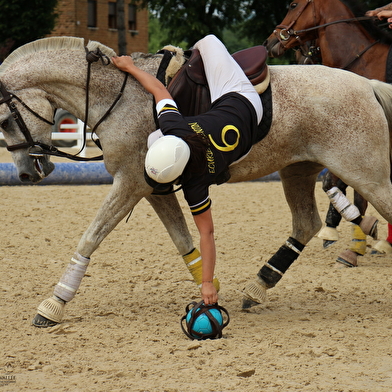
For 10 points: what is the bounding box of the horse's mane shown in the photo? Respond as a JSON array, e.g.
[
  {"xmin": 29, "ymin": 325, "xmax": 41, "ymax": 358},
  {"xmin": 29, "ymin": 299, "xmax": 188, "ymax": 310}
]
[
  {"xmin": 340, "ymin": 0, "xmax": 392, "ymax": 45},
  {"xmin": 0, "ymin": 36, "xmax": 117, "ymax": 73}
]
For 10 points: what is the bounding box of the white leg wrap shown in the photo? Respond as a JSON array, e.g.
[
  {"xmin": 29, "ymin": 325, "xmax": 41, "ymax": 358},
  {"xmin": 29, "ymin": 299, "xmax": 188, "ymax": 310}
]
[
  {"xmin": 53, "ymin": 253, "xmax": 90, "ymax": 302},
  {"xmin": 326, "ymin": 187, "xmax": 360, "ymax": 222}
]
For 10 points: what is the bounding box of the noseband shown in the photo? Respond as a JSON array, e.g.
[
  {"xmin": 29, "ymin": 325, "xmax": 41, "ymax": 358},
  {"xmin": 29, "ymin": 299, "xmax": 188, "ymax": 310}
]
[
  {"xmin": 0, "ymin": 82, "xmax": 55, "ymax": 154},
  {"xmin": 0, "ymin": 47, "xmax": 128, "ymax": 162}
]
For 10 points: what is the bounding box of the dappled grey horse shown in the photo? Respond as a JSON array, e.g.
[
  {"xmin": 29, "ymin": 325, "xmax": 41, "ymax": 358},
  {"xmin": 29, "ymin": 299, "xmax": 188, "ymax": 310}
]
[{"xmin": 1, "ymin": 37, "xmax": 392, "ymax": 326}]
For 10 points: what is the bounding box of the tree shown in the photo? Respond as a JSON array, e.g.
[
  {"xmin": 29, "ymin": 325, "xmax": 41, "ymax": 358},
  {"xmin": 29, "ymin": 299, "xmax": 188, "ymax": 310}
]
[
  {"xmin": 0, "ymin": 0, "xmax": 58, "ymax": 61},
  {"xmin": 145, "ymin": 0, "xmax": 392, "ymax": 62},
  {"xmin": 117, "ymin": 0, "xmax": 127, "ymax": 55},
  {"xmin": 137, "ymin": 0, "xmax": 248, "ymax": 48}
]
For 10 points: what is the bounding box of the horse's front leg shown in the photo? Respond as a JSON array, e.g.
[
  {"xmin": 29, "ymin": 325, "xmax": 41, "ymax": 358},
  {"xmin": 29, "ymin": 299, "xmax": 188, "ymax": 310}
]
[
  {"xmin": 32, "ymin": 177, "xmax": 147, "ymax": 327},
  {"xmin": 242, "ymin": 163, "xmax": 322, "ymax": 309},
  {"xmin": 146, "ymin": 193, "xmax": 220, "ymax": 291}
]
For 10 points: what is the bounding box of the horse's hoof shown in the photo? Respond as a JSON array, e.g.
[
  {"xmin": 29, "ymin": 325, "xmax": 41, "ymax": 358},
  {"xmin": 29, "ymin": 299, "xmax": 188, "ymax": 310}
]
[
  {"xmin": 323, "ymin": 239, "xmax": 336, "ymax": 249},
  {"xmin": 359, "ymin": 216, "xmax": 378, "ymax": 240},
  {"xmin": 34, "ymin": 296, "xmax": 65, "ymax": 327},
  {"xmin": 370, "ymin": 239, "xmax": 392, "ymax": 255},
  {"xmin": 317, "ymin": 227, "xmax": 339, "ymax": 248},
  {"xmin": 32, "ymin": 313, "xmax": 59, "ymax": 328},
  {"xmin": 335, "ymin": 249, "xmax": 358, "ymax": 268},
  {"xmin": 242, "ymin": 297, "xmax": 262, "ymax": 309},
  {"xmin": 241, "ymin": 278, "xmax": 268, "ymax": 309}
]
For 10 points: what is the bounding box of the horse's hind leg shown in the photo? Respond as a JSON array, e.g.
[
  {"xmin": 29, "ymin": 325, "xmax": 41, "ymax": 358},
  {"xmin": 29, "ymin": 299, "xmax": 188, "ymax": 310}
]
[{"xmin": 242, "ymin": 163, "xmax": 322, "ymax": 309}]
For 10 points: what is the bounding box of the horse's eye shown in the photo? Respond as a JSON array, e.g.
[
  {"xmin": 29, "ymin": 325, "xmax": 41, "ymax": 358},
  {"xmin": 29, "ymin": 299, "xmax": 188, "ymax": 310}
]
[
  {"xmin": 290, "ymin": 2, "xmax": 298, "ymax": 9},
  {"xmin": 1, "ymin": 119, "xmax": 8, "ymax": 130}
]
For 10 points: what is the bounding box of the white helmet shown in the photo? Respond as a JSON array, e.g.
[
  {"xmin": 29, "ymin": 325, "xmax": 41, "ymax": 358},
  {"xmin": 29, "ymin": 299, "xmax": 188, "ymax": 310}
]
[{"xmin": 145, "ymin": 135, "xmax": 190, "ymax": 184}]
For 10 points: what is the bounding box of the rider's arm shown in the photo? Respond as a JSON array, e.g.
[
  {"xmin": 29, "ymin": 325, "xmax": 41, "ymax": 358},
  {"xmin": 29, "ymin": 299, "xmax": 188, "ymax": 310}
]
[
  {"xmin": 193, "ymin": 208, "xmax": 218, "ymax": 305},
  {"xmin": 112, "ymin": 56, "xmax": 172, "ymax": 103}
]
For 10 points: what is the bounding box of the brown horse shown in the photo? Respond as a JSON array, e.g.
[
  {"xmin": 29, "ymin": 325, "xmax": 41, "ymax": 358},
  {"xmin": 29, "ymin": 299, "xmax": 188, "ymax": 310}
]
[{"xmin": 264, "ymin": 0, "xmax": 392, "ymax": 266}]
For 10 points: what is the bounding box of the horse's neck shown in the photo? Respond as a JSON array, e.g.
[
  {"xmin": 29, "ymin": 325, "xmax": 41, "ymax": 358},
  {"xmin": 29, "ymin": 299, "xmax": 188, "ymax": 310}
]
[
  {"xmin": 48, "ymin": 65, "xmax": 127, "ymax": 123},
  {"xmin": 317, "ymin": 1, "xmax": 388, "ymax": 79},
  {"xmin": 4, "ymin": 51, "xmax": 129, "ymax": 124}
]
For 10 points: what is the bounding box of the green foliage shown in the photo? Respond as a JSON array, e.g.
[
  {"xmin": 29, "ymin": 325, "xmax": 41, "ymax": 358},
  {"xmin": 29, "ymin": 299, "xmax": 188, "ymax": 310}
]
[
  {"xmin": 148, "ymin": 12, "xmax": 187, "ymax": 53},
  {"xmin": 145, "ymin": 0, "xmax": 392, "ymax": 64},
  {"xmin": 139, "ymin": 0, "xmax": 248, "ymax": 47},
  {"xmin": 221, "ymin": 28, "xmax": 254, "ymax": 53},
  {"xmin": 0, "ymin": 0, "xmax": 58, "ymax": 61}
]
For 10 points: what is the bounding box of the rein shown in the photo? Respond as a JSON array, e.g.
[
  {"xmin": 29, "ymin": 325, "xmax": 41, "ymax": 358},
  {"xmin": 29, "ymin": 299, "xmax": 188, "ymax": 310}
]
[
  {"xmin": 280, "ymin": 16, "xmax": 375, "ymax": 37},
  {"xmin": 0, "ymin": 47, "xmax": 128, "ymax": 162}
]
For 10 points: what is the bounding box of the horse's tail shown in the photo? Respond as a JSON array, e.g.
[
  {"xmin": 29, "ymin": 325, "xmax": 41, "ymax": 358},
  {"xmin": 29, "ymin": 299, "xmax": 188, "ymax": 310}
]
[{"xmin": 369, "ymin": 79, "xmax": 392, "ymax": 131}]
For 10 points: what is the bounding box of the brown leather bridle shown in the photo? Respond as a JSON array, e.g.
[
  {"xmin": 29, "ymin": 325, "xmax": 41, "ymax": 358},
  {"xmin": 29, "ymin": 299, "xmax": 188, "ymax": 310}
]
[
  {"xmin": 0, "ymin": 47, "xmax": 128, "ymax": 162},
  {"xmin": 273, "ymin": 0, "xmax": 379, "ymax": 70},
  {"xmin": 274, "ymin": 0, "xmax": 374, "ymax": 44}
]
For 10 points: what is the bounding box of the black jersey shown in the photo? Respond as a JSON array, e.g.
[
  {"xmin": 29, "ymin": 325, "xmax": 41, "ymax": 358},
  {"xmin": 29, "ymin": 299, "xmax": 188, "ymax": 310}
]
[{"xmin": 158, "ymin": 92, "xmax": 259, "ymax": 215}]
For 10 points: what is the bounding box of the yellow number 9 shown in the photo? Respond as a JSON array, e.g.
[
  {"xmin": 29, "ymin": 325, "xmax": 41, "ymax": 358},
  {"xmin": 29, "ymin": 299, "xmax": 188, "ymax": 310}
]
[{"xmin": 208, "ymin": 125, "xmax": 240, "ymax": 152}]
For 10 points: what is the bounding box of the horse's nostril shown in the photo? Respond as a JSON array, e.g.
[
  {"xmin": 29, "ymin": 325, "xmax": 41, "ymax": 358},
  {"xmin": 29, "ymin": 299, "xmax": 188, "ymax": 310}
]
[{"xmin": 19, "ymin": 173, "xmax": 32, "ymax": 183}]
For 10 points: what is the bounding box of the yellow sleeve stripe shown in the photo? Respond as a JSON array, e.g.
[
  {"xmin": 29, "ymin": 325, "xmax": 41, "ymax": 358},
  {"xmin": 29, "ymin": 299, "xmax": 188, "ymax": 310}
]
[
  {"xmin": 190, "ymin": 199, "xmax": 211, "ymax": 214},
  {"xmin": 159, "ymin": 104, "xmax": 179, "ymax": 113}
]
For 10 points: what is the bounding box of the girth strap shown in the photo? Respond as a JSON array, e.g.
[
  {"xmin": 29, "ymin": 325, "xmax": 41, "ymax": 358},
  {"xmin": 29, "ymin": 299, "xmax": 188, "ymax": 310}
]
[{"xmin": 153, "ymin": 49, "xmax": 176, "ymax": 127}]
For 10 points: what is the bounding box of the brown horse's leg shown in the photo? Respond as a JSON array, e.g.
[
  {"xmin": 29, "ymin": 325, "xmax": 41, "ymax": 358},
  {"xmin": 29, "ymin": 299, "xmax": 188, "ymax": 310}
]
[
  {"xmin": 320, "ymin": 173, "xmax": 375, "ymax": 267},
  {"xmin": 242, "ymin": 163, "xmax": 322, "ymax": 309},
  {"xmin": 335, "ymin": 189, "xmax": 372, "ymax": 268},
  {"xmin": 318, "ymin": 171, "xmax": 347, "ymax": 248}
]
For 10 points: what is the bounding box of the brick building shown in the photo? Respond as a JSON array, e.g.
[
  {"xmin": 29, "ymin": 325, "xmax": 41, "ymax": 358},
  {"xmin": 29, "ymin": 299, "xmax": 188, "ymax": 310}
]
[{"xmin": 48, "ymin": 0, "xmax": 149, "ymax": 54}]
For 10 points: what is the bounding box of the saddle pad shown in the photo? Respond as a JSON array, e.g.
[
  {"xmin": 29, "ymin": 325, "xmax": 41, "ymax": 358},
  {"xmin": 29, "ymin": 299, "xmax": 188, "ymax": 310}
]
[
  {"xmin": 386, "ymin": 46, "xmax": 392, "ymax": 84},
  {"xmin": 255, "ymin": 84, "xmax": 273, "ymax": 144}
]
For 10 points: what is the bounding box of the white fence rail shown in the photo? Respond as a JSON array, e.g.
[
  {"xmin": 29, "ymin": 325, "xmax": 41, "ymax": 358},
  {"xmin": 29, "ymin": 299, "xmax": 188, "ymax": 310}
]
[{"xmin": 0, "ymin": 119, "xmax": 94, "ymax": 157}]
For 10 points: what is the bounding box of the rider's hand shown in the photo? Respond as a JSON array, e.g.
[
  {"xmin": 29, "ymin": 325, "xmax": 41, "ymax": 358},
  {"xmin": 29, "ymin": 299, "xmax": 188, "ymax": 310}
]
[
  {"xmin": 201, "ymin": 282, "xmax": 218, "ymax": 305},
  {"xmin": 111, "ymin": 55, "xmax": 135, "ymax": 72}
]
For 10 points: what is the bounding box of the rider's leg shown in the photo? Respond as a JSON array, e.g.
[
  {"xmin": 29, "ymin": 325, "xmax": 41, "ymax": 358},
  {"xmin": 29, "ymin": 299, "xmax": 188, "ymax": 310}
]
[{"xmin": 193, "ymin": 34, "xmax": 262, "ymax": 124}]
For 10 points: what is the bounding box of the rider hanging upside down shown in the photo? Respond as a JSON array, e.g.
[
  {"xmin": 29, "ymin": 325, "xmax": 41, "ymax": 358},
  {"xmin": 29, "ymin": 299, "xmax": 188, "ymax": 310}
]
[{"xmin": 112, "ymin": 34, "xmax": 263, "ymax": 306}]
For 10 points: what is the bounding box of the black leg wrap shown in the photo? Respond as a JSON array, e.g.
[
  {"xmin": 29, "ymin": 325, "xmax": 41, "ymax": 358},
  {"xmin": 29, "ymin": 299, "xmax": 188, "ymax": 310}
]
[
  {"xmin": 258, "ymin": 237, "xmax": 304, "ymax": 287},
  {"xmin": 325, "ymin": 203, "xmax": 342, "ymax": 228},
  {"xmin": 351, "ymin": 216, "xmax": 362, "ymax": 225}
]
